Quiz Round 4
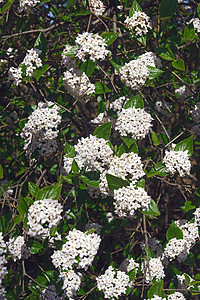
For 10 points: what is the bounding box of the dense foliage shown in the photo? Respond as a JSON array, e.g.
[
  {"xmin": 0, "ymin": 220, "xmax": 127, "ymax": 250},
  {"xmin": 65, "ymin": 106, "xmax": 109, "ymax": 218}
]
[{"xmin": 0, "ymin": 0, "xmax": 200, "ymax": 299}]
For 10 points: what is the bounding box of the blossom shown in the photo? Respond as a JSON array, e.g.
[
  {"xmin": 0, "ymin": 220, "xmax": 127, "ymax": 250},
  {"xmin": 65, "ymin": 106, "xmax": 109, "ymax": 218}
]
[
  {"xmin": 125, "ymin": 11, "xmax": 152, "ymax": 36},
  {"xmin": 164, "ymin": 238, "xmax": 189, "ymax": 262},
  {"xmin": 19, "ymin": 0, "xmax": 40, "ymax": 12},
  {"xmin": 163, "ymin": 148, "xmax": 191, "ymax": 177},
  {"xmin": 167, "ymin": 292, "xmax": 186, "ymax": 300},
  {"xmin": 22, "ymin": 48, "xmax": 42, "ymax": 77},
  {"xmin": 90, "ymin": 0, "xmax": 105, "ymax": 16},
  {"xmin": 142, "ymin": 257, "xmax": 165, "ymax": 283},
  {"xmin": 8, "ymin": 67, "xmax": 23, "ymax": 86},
  {"xmin": 7, "ymin": 236, "xmax": 30, "ymax": 261}
]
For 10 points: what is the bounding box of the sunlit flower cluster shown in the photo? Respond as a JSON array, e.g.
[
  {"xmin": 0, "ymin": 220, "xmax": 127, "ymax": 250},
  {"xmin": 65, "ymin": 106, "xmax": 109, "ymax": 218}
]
[
  {"xmin": 119, "ymin": 52, "xmax": 161, "ymax": 90},
  {"xmin": 164, "ymin": 238, "xmax": 189, "ymax": 262},
  {"xmin": 115, "ymin": 107, "xmax": 153, "ymax": 139},
  {"xmin": 74, "ymin": 134, "xmax": 113, "ymax": 172},
  {"xmin": 60, "ymin": 271, "xmax": 81, "ymax": 299},
  {"xmin": 27, "ymin": 199, "xmax": 63, "ymax": 239},
  {"xmin": 21, "ymin": 101, "xmax": 61, "ymax": 157},
  {"xmin": 113, "ymin": 184, "xmax": 151, "ymax": 217},
  {"xmin": 189, "ymin": 18, "xmax": 200, "ymax": 34},
  {"xmin": 175, "ymin": 220, "xmax": 199, "ymax": 251},
  {"xmin": 175, "ymin": 85, "xmax": 192, "ymax": 100},
  {"xmin": 125, "ymin": 11, "xmax": 152, "ymax": 36},
  {"xmin": 51, "ymin": 229, "xmax": 101, "ymax": 271},
  {"xmin": 90, "ymin": 0, "xmax": 105, "ymax": 16},
  {"xmin": 75, "ymin": 32, "xmax": 109, "ymax": 62},
  {"xmin": 19, "ymin": 0, "xmax": 40, "ymax": 12},
  {"xmin": 142, "ymin": 257, "xmax": 165, "ymax": 283},
  {"xmin": 149, "ymin": 296, "xmax": 166, "ymax": 300},
  {"xmin": 194, "ymin": 207, "xmax": 200, "ymax": 225},
  {"xmin": 7, "ymin": 236, "xmax": 30, "ymax": 262},
  {"xmin": 63, "ymin": 67, "xmax": 95, "ymax": 101},
  {"xmin": 191, "ymin": 102, "xmax": 200, "ymax": 123},
  {"xmin": 96, "ymin": 266, "xmax": 132, "ymax": 299},
  {"xmin": 22, "ymin": 48, "xmax": 42, "ymax": 76},
  {"xmin": 110, "ymin": 96, "xmax": 128, "ymax": 112},
  {"xmin": 8, "ymin": 66, "xmax": 23, "ymax": 86},
  {"xmin": 168, "ymin": 292, "xmax": 186, "ymax": 300},
  {"xmin": 163, "ymin": 148, "xmax": 191, "ymax": 177}
]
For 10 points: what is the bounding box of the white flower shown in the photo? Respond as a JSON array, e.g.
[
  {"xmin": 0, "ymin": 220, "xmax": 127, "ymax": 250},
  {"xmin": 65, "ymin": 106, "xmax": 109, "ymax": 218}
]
[
  {"xmin": 163, "ymin": 149, "xmax": 191, "ymax": 177},
  {"xmin": 75, "ymin": 32, "xmax": 109, "ymax": 62},
  {"xmin": 167, "ymin": 292, "xmax": 186, "ymax": 300},
  {"xmin": 113, "ymin": 184, "xmax": 151, "ymax": 217},
  {"xmin": 96, "ymin": 266, "xmax": 132, "ymax": 299},
  {"xmin": 164, "ymin": 238, "xmax": 189, "ymax": 262},
  {"xmin": 142, "ymin": 257, "xmax": 165, "ymax": 283},
  {"xmin": 115, "ymin": 107, "xmax": 153, "ymax": 139},
  {"xmin": 125, "ymin": 11, "xmax": 152, "ymax": 36},
  {"xmin": 90, "ymin": 0, "xmax": 105, "ymax": 16},
  {"xmin": 8, "ymin": 67, "xmax": 23, "ymax": 86},
  {"xmin": 20, "ymin": 0, "xmax": 40, "ymax": 12},
  {"xmin": 7, "ymin": 236, "xmax": 30, "ymax": 262},
  {"xmin": 22, "ymin": 48, "xmax": 42, "ymax": 77},
  {"xmin": 194, "ymin": 207, "xmax": 200, "ymax": 225},
  {"xmin": 175, "ymin": 85, "xmax": 193, "ymax": 100},
  {"xmin": 175, "ymin": 219, "xmax": 199, "ymax": 249},
  {"xmin": 188, "ymin": 18, "xmax": 200, "ymax": 34},
  {"xmin": 60, "ymin": 270, "xmax": 81, "ymax": 299},
  {"xmin": 177, "ymin": 273, "xmax": 194, "ymax": 290}
]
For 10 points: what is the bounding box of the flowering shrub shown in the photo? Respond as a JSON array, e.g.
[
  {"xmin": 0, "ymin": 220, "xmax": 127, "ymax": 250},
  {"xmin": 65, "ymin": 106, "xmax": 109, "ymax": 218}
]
[{"xmin": 0, "ymin": 0, "xmax": 200, "ymax": 299}]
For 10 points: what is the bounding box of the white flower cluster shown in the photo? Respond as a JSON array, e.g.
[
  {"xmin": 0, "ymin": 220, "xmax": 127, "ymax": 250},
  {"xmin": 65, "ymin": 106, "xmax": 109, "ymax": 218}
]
[
  {"xmin": 150, "ymin": 296, "xmax": 166, "ymax": 300},
  {"xmin": 90, "ymin": 0, "xmax": 105, "ymax": 16},
  {"xmin": 125, "ymin": 11, "xmax": 152, "ymax": 36},
  {"xmin": 115, "ymin": 107, "xmax": 153, "ymax": 139},
  {"xmin": 96, "ymin": 266, "xmax": 132, "ymax": 299},
  {"xmin": 60, "ymin": 270, "xmax": 82, "ymax": 299},
  {"xmin": 74, "ymin": 134, "xmax": 113, "ymax": 172},
  {"xmin": 0, "ymin": 233, "xmax": 7, "ymax": 295},
  {"xmin": 189, "ymin": 18, "xmax": 200, "ymax": 34},
  {"xmin": 119, "ymin": 52, "xmax": 162, "ymax": 90},
  {"xmin": 191, "ymin": 102, "xmax": 200, "ymax": 123},
  {"xmin": 63, "ymin": 67, "xmax": 95, "ymax": 101},
  {"xmin": 27, "ymin": 199, "xmax": 63, "ymax": 239},
  {"xmin": 127, "ymin": 258, "xmax": 139, "ymax": 273},
  {"xmin": 19, "ymin": 0, "xmax": 40, "ymax": 12},
  {"xmin": 177, "ymin": 273, "xmax": 193, "ymax": 290},
  {"xmin": 7, "ymin": 236, "xmax": 30, "ymax": 262},
  {"xmin": 21, "ymin": 101, "xmax": 61, "ymax": 157},
  {"xmin": 42, "ymin": 285, "xmax": 64, "ymax": 300},
  {"xmin": 175, "ymin": 219, "xmax": 199, "ymax": 249},
  {"xmin": 8, "ymin": 67, "xmax": 23, "ymax": 86},
  {"xmin": 142, "ymin": 257, "xmax": 165, "ymax": 283},
  {"xmin": 113, "ymin": 184, "xmax": 151, "ymax": 217},
  {"xmin": 75, "ymin": 32, "xmax": 109, "ymax": 62},
  {"xmin": 164, "ymin": 238, "xmax": 189, "ymax": 262},
  {"xmin": 163, "ymin": 148, "xmax": 191, "ymax": 177},
  {"xmin": 22, "ymin": 48, "xmax": 42, "ymax": 77},
  {"xmin": 51, "ymin": 228, "xmax": 101, "ymax": 271},
  {"xmin": 0, "ymin": 286, "xmax": 6, "ymax": 300},
  {"xmin": 175, "ymin": 85, "xmax": 192, "ymax": 100},
  {"xmin": 167, "ymin": 292, "xmax": 186, "ymax": 300},
  {"xmin": 99, "ymin": 152, "xmax": 145, "ymax": 198},
  {"xmin": 194, "ymin": 207, "xmax": 200, "ymax": 225}
]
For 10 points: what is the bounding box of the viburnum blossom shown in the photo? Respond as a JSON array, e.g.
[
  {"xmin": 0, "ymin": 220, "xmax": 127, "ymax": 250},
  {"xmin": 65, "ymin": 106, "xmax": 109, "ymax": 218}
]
[
  {"xmin": 120, "ymin": 258, "xmax": 139, "ymax": 275},
  {"xmin": 22, "ymin": 48, "xmax": 42, "ymax": 77},
  {"xmin": 167, "ymin": 292, "xmax": 186, "ymax": 300},
  {"xmin": 60, "ymin": 270, "xmax": 81, "ymax": 299},
  {"xmin": 175, "ymin": 219, "xmax": 199, "ymax": 249},
  {"xmin": 96, "ymin": 266, "xmax": 132, "ymax": 299},
  {"xmin": 163, "ymin": 148, "xmax": 191, "ymax": 177},
  {"xmin": 0, "ymin": 233, "xmax": 7, "ymax": 291},
  {"xmin": 75, "ymin": 32, "xmax": 109, "ymax": 62},
  {"xmin": 115, "ymin": 107, "xmax": 153, "ymax": 139},
  {"xmin": 113, "ymin": 184, "xmax": 151, "ymax": 217},
  {"xmin": 125, "ymin": 11, "xmax": 152, "ymax": 36},
  {"xmin": 119, "ymin": 52, "xmax": 161, "ymax": 90},
  {"xmin": 19, "ymin": 0, "xmax": 40, "ymax": 12},
  {"xmin": 8, "ymin": 67, "xmax": 23, "ymax": 86},
  {"xmin": 63, "ymin": 67, "xmax": 95, "ymax": 101},
  {"xmin": 194, "ymin": 207, "xmax": 200, "ymax": 225},
  {"xmin": 27, "ymin": 199, "xmax": 63, "ymax": 239},
  {"xmin": 142, "ymin": 257, "xmax": 165, "ymax": 283},
  {"xmin": 177, "ymin": 273, "xmax": 194, "ymax": 290},
  {"xmin": 90, "ymin": 0, "xmax": 105, "ymax": 16},
  {"xmin": 164, "ymin": 238, "xmax": 189, "ymax": 262},
  {"xmin": 21, "ymin": 101, "xmax": 61, "ymax": 157},
  {"xmin": 189, "ymin": 18, "xmax": 200, "ymax": 34},
  {"xmin": 7, "ymin": 236, "xmax": 30, "ymax": 262},
  {"xmin": 51, "ymin": 229, "xmax": 101, "ymax": 271},
  {"xmin": 175, "ymin": 85, "xmax": 193, "ymax": 100},
  {"xmin": 110, "ymin": 96, "xmax": 128, "ymax": 112}
]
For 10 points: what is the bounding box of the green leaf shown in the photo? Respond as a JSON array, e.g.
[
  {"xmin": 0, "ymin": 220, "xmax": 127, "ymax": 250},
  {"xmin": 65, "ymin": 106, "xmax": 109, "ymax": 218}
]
[
  {"xmin": 184, "ymin": 23, "xmax": 195, "ymax": 43},
  {"xmin": 95, "ymin": 82, "xmax": 111, "ymax": 94},
  {"xmin": 129, "ymin": 0, "xmax": 142, "ymax": 17},
  {"xmin": 172, "ymin": 59, "xmax": 185, "ymax": 71},
  {"xmin": 33, "ymin": 64, "xmax": 49, "ymax": 81},
  {"xmin": 147, "ymin": 66, "xmax": 164, "ymax": 80},
  {"xmin": 128, "ymin": 269, "xmax": 136, "ymax": 282},
  {"xmin": 18, "ymin": 196, "xmax": 28, "ymax": 217},
  {"xmin": 142, "ymin": 199, "xmax": 160, "ymax": 217},
  {"xmin": 80, "ymin": 171, "xmax": 100, "ymax": 187},
  {"xmin": 151, "ymin": 131, "xmax": 160, "ymax": 146},
  {"xmin": 106, "ymin": 174, "xmax": 130, "ymax": 191},
  {"xmin": 135, "ymin": 178, "xmax": 145, "ymax": 189},
  {"xmin": 101, "ymin": 32, "xmax": 119, "ymax": 46},
  {"xmin": 34, "ymin": 32, "xmax": 47, "ymax": 59},
  {"xmin": 0, "ymin": 212, "xmax": 12, "ymax": 235},
  {"xmin": 118, "ymin": 141, "xmax": 139, "ymax": 156},
  {"xmin": 184, "ymin": 201, "xmax": 195, "ymax": 212},
  {"xmin": 148, "ymin": 280, "xmax": 166, "ymax": 298},
  {"xmin": 64, "ymin": 45, "xmax": 77, "ymax": 57},
  {"xmin": 71, "ymin": 159, "xmax": 79, "ymax": 173},
  {"xmin": 122, "ymin": 137, "xmax": 137, "ymax": 147},
  {"xmin": 156, "ymin": 47, "xmax": 175, "ymax": 60},
  {"xmin": 124, "ymin": 93, "xmax": 144, "ymax": 109},
  {"xmin": 159, "ymin": 0, "xmax": 178, "ymax": 20},
  {"xmin": 147, "ymin": 162, "xmax": 168, "ymax": 177},
  {"xmin": 28, "ymin": 182, "xmax": 40, "ymax": 197},
  {"xmin": 35, "ymin": 184, "xmax": 62, "ymax": 200},
  {"xmin": 137, "ymin": 35, "xmax": 146, "ymax": 46},
  {"xmin": 174, "ymin": 135, "xmax": 193, "ymax": 156},
  {"xmin": 0, "ymin": 0, "xmax": 15, "ymax": 13},
  {"xmin": 198, "ymin": 4, "xmax": 200, "ymax": 18},
  {"xmin": 183, "ymin": 251, "xmax": 196, "ymax": 266},
  {"xmin": 29, "ymin": 240, "xmax": 44, "ymax": 254},
  {"xmin": 166, "ymin": 220, "xmax": 183, "ymax": 241},
  {"xmin": 93, "ymin": 122, "xmax": 112, "ymax": 140},
  {"xmin": 64, "ymin": 141, "xmax": 75, "ymax": 158},
  {"xmin": 109, "ymin": 59, "xmax": 122, "ymax": 72},
  {"xmin": 0, "ymin": 164, "xmax": 3, "ymax": 179},
  {"xmin": 79, "ymin": 59, "xmax": 96, "ymax": 77},
  {"xmin": 14, "ymin": 215, "xmax": 24, "ymax": 224}
]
